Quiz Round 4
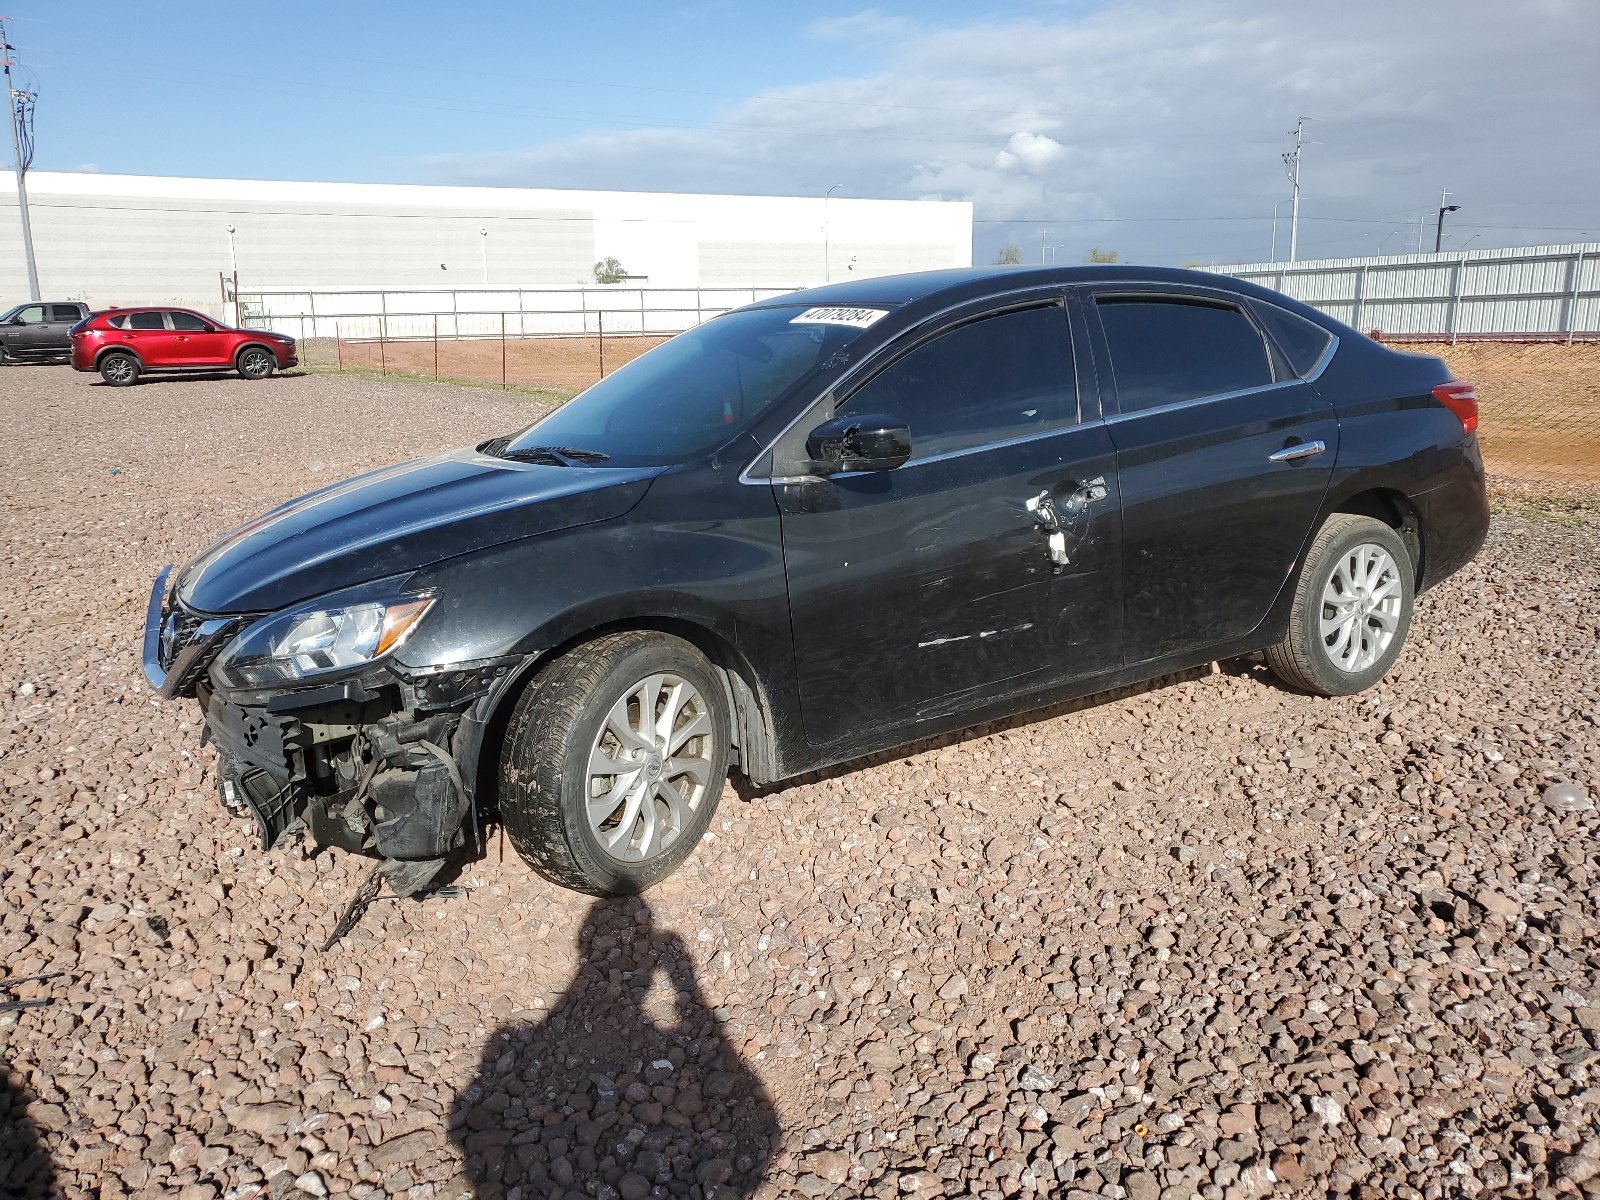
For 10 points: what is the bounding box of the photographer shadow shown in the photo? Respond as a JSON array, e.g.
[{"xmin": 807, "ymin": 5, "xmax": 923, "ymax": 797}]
[
  {"xmin": 449, "ymin": 896, "xmax": 777, "ymax": 1199},
  {"xmin": 0, "ymin": 1051, "xmax": 57, "ymax": 1200}
]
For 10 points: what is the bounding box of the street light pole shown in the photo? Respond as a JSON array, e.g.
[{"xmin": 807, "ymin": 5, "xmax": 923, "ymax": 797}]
[
  {"xmin": 1434, "ymin": 191, "xmax": 1460, "ymax": 253},
  {"xmin": 2, "ymin": 17, "xmax": 40, "ymax": 301},
  {"xmin": 479, "ymin": 226, "xmax": 489, "ymax": 283},
  {"xmin": 1270, "ymin": 199, "xmax": 1292, "ymax": 263},
  {"xmin": 823, "ymin": 185, "xmax": 843, "ymax": 282}
]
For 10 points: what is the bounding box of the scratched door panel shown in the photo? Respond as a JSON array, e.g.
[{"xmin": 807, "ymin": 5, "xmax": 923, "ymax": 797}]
[
  {"xmin": 910, "ymin": 423, "xmax": 1122, "ymax": 719},
  {"xmin": 776, "ymin": 424, "xmax": 1124, "ymax": 747}
]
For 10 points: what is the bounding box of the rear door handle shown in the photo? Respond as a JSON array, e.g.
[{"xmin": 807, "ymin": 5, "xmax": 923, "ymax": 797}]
[{"xmin": 1268, "ymin": 439, "xmax": 1326, "ymax": 463}]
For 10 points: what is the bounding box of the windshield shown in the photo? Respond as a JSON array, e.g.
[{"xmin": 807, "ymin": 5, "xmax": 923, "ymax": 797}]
[{"xmin": 500, "ymin": 306, "xmax": 880, "ymax": 467}]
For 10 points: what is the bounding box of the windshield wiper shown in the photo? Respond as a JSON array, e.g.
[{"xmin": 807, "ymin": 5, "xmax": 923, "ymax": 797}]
[
  {"xmin": 506, "ymin": 445, "xmax": 610, "ymax": 466},
  {"xmin": 477, "ymin": 439, "xmax": 610, "ymax": 466}
]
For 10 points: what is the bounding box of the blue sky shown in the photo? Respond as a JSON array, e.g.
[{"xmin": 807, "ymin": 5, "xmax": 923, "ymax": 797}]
[{"xmin": 6, "ymin": 0, "xmax": 1598, "ymax": 266}]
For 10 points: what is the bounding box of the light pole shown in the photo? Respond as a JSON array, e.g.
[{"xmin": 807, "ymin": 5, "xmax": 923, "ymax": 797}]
[
  {"xmin": 823, "ymin": 184, "xmax": 843, "ymax": 282},
  {"xmin": 1434, "ymin": 192, "xmax": 1460, "ymax": 253},
  {"xmin": 1269, "ymin": 199, "xmax": 1293, "ymax": 263},
  {"xmin": 2, "ymin": 18, "xmax": 40, "ymax": 301},
  {"xmin": 223, "ymin": 223, "xmax": 238, "ymax": 323},
  {"xmin": 479, "ymin": 227, "xmax": 489, "ymax": 283}
]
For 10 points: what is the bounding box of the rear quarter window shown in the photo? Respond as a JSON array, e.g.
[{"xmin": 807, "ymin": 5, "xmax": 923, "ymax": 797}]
[{"xmin": 1252, "ymin": 302, "xmax": 1335, "ymax": 377}]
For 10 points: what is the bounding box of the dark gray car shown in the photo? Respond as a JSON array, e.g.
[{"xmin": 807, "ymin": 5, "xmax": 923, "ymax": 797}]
[{"xmin": 0, "ymin": 301, "xmax": 90, "ymax": 362}]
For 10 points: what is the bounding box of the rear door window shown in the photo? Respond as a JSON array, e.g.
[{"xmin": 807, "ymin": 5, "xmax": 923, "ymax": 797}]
[
  {"xmin": 170, "ymin": 312, "xmax": 209, "ymax": 331},
  {"xmin": 835, "ymin": 303, "xmax": 1077, "ymax": 460},
  {"xmin": 50, "ymin": 305, "xmax": 82, "ymax": 323},
  {"xmin": 128, "ymin": 311, "xmax": 169, "ymax": 331},
  {"xmin": 1095, "ymin": 296, "xmax": 1273, "ymax": 413}
]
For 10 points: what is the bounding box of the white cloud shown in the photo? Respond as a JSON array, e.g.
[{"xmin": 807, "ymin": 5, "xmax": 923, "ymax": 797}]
[
  {"xmin": 994, "ymin": 133, "xmax": 1066, "ymax": 174},
  {"xmin": 808, "ymin": 9, "xmax": 916, "ymax": 42},
  {"xmin": 413, "ymin": 0, "xmax": 1600, "ymax": 265}
]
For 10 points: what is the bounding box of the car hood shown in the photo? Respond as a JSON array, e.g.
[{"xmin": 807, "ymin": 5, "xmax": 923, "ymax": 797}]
[{"xmin": 176, "ymin": 448, "xmax": 664, "ymax": 615}]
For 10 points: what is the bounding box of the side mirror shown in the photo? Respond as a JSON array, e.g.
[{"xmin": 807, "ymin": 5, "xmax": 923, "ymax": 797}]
[{"xmin": 806, "ymin": 413, "xmax": 912, "ymax": 473}]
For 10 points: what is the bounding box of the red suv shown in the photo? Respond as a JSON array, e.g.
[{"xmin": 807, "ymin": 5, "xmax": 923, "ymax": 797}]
[{"xmin": 70, "ymin": 308, "xmax": 297, "ymax": 386}]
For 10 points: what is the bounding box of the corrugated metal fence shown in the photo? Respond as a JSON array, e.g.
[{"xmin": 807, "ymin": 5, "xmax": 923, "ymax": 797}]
[{"xmin": 1211, "ymin": 242, "xmax": 1600, "ymax": 340}]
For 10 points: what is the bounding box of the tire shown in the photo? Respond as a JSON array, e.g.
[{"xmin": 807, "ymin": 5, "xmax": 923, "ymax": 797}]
[
  {"xmin": 499, "ymin": 631, "xmax": 731, "ymax": 895},
  {"xmin": 1266, "ymin": 513, "xmax": 1415, "ymax": 696},
  {"xmin": 98, "ymin": 352, "xmax": 141, "ymax": 386},
  {"xmin": 237, "ymin": 346, "xmax": 276, "ymax": 379}
]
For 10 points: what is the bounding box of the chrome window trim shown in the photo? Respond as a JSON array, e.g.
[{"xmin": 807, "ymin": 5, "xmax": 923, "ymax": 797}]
[
  {"xmin": 1100, "ymin": 378, "xmax": 1301, "ymax": 425},
  {"xmin": 738, "ymin": 283, "xmax": 1076, "ymax": 485}
]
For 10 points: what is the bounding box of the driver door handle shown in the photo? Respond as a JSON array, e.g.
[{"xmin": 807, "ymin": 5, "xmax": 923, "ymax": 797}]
[{"xmin": 1268, "ymin": 439, "xmax": 1326, "ymax": 463}]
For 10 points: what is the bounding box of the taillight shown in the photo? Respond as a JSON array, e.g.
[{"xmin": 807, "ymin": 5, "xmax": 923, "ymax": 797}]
[{"xmin": 1432, "ymin": 381, "xmax": 1477, "ymax": 434}]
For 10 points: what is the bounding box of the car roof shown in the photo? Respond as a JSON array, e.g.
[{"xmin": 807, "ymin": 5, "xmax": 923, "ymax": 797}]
[
  {"xmin": 744, "ymin": 264, "xmax": 1253, "ymax": 309},
  {"xmin": 742, "ymin": 263, "xmax": 1339, "ymax": 333}
]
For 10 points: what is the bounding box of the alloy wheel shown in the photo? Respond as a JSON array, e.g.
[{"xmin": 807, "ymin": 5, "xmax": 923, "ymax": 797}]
[
  {"xmin": 241, "ymin": 349, "xmax": 273, "ymax": 377},
  {"xmin": 102, "ymin": 357, "xmax": 135, "ymax": 383},
  {"xmin": 1320, "ymin": 542, "xmax": 1403, "ymax": 673},
  {"xmin": 584, "ymin": 672, "xmax": 716, "ymax": 863}
]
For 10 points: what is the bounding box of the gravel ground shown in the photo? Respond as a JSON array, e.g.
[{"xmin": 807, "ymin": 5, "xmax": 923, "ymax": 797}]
[{"xmin": 2, "ymin": 364, "xmax": 1599, "ymax": 1200}]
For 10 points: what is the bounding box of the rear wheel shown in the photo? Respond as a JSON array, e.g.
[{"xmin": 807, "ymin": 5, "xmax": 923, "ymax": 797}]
[
  {"xmin": 499, "ymin": 631, "xmax": 730, "ymax": 895},
  {"xmin": 237, "ymin": 346, "xmax": 276, "ymax": 379},
  {"xmin": 98, "ymin": 352, "xmax": 140, "ymax": 386},
  {"xmin": 1265, "ymin": 513, "xmax": 1414, "ymax": 696}
]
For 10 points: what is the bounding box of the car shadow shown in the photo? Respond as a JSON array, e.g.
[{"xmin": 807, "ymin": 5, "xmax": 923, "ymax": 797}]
[
  {"xmin": 0, "ymin": 1048, "xmax": 58, "ymax": 1198},
  {"xmin": 448, "ymin": 896, "xmax": 778, "ymax": 1199}
]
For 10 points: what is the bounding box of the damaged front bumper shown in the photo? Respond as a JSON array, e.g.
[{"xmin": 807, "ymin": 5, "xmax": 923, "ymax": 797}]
[{"xmin": 143, "ymin": 566, "xmax": 523, "ymax": 894}]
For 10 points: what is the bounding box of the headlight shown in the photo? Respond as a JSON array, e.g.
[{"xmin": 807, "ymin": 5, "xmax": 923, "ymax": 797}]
[{"xmin": 216, "ymin": 581, "xmax": 435, "ymax": 688}]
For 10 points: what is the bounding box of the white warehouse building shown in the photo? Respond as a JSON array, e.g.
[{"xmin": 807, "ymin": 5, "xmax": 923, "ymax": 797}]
[{"xmin": 0, "ymin": 172, "xmax": 973, "ymax": 318}]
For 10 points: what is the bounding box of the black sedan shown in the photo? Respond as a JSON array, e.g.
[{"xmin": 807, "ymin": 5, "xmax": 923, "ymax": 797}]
[{"xmin": 143, "ymin": 266, "xmax": 1488, "ymax": 898}]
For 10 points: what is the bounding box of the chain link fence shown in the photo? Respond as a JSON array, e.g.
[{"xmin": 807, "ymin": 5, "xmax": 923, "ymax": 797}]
[
  {"xmin": 1374, "ymin": 335, "xmax": 1600, "ymax": 489},
  {"xmin": 312, "ymin": 320, "xmax": 1600, "ymax": 493}
]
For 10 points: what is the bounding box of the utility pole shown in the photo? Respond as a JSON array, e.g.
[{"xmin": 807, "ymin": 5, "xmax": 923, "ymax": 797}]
[
  {"xmin": 1, "ymin": 16, "xmax": 40, "ymax": 301},
  {"xmin": 1282, "ymin": 116, "xmax": 1312, "ymax": 263},
  {"xmin": 1434, "ymin": 190, "xmax": 1460, "ymax": 253}
]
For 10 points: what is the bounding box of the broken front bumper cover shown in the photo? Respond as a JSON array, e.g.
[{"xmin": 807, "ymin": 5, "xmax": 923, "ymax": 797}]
[{"xmin": 141, "ymin": 563, "xmax": 522, "ymax": 892}]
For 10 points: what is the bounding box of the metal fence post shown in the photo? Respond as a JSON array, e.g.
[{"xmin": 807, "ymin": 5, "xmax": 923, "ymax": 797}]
[
  {"xmin": 1353, "ymin": 265, "xmax": 1367, "ymax": 332},
  {"xmin": 598, "ymin": 310, "xmax": 606, "ymax": 378},
  {"xmin": 336, "ymin": 320, "xmax": 344, "ymax": 372},
  {"xmin": 1448, "ymin": 258, "xmax": 1465, "ymax": 344},
  {"xmin": 1569, "ymin": 251, "xmax": 1585, "ymax": 346},
  {"xmin": 433, "ymin": 315, "xmax": 439, "ymax": 379},
  {"xmin": 379, "ymin": 315, "xmax": 386, "ymax": 375},
  {"xmin": 500, "ymin": 313, "xmax": 507, "ymax": 390}
]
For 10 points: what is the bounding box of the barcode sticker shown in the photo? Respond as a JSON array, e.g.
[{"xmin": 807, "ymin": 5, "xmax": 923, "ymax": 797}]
[{"xmin": 790, "ymin": 306, "xmax": 888, "ymax": 328}]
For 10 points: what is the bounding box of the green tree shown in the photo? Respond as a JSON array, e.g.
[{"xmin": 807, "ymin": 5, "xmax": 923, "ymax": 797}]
[
  {"xmin": 1083, "ymin": 247, "xmax": 1119, "ymax": 264},
  {"xmin": 593, "ymin": 257, "xmax": 628, "ymax": 285},
  {"xmin": 993, "ymin": 245, "xmax": 1022, "ymax": 265}
]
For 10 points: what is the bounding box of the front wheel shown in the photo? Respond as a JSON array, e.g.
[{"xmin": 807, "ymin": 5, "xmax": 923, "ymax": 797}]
[
  {"xmin": 1265, "ymin": 513, "xmax": 1415, "ymax": 696},
  {"xmin": 499, "ymin": 631, "xmax": 731, "ymax": 895},
  {"xmin": 237, "ymin": 347, "xmax": 276, "ymax": 379},
  {"xmin": 99, "ymin": 352, "xmax": 141, "ymax": 386}
]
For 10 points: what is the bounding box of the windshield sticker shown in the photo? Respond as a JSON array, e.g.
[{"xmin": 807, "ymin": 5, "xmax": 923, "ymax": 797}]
[{"xmin": 790, "ymin": 306, "xmax": 888, "ymax": 329}]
